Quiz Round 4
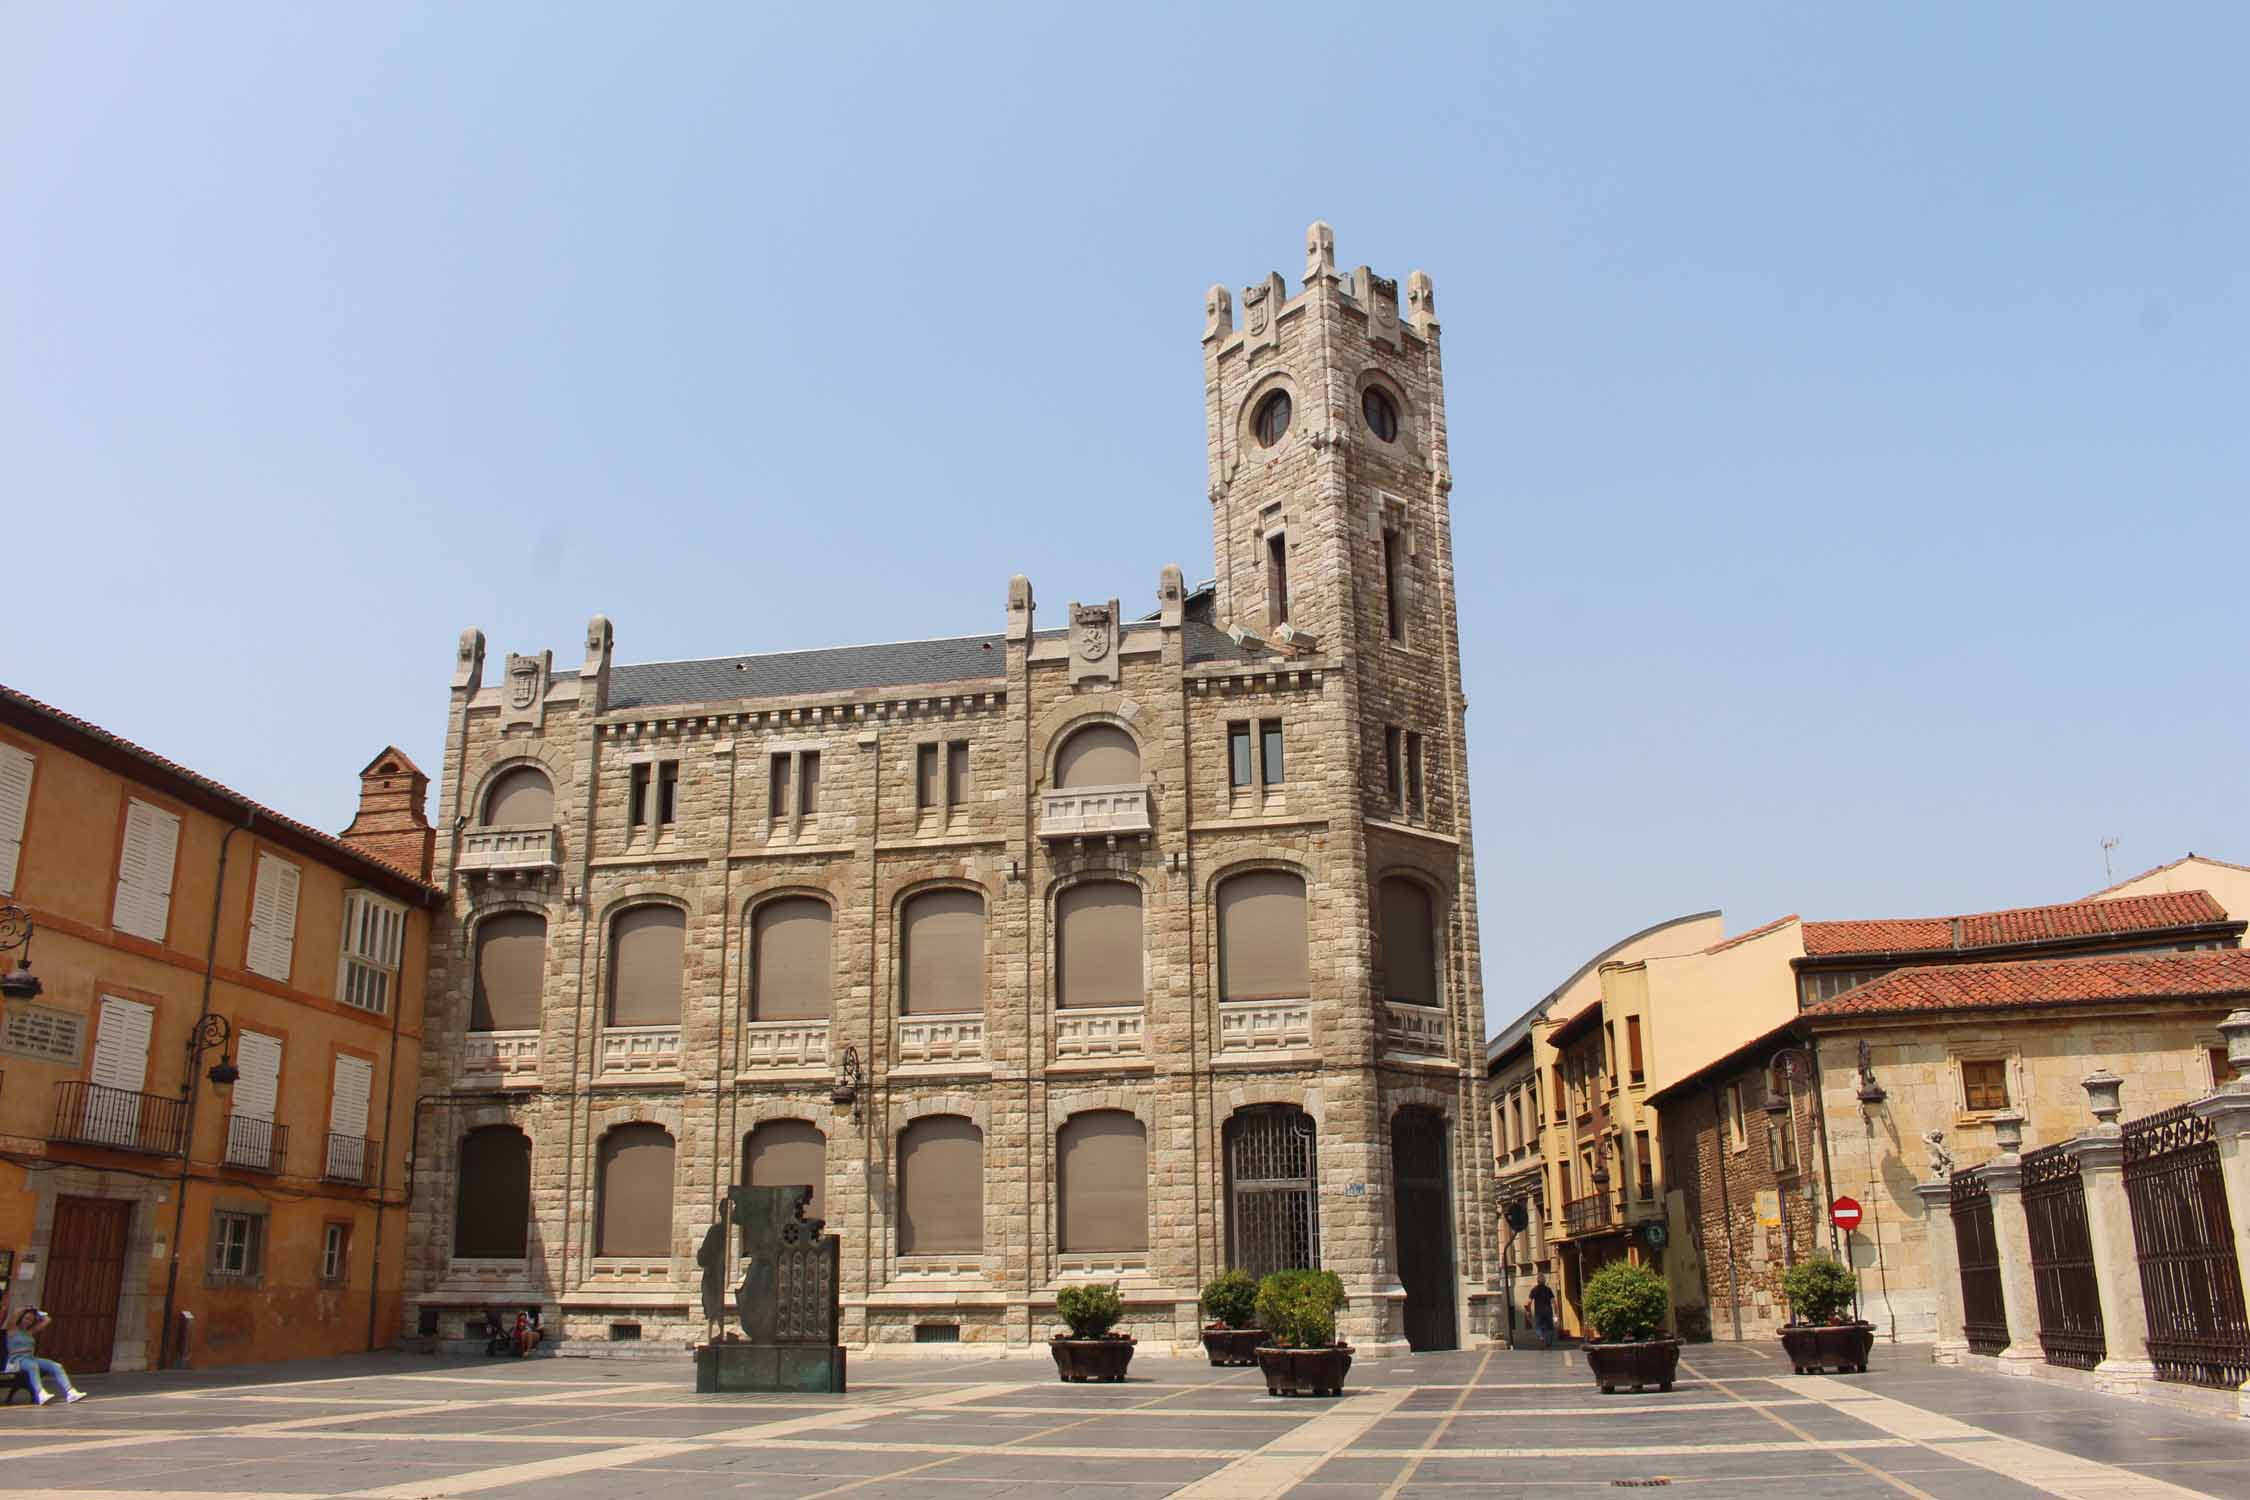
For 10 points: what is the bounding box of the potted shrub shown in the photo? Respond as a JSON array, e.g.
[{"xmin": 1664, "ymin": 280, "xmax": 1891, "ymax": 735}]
[
  {"xmin": 1580, "ymin": 1260, "xmax": 1680, "ymax": 1394},
  {"xmin": 1253, "ymin": 1269, "xmax": 1352, "ymax": 1396},
  {"xmin": 1050, "ymin": 1282, "xmax": 1135, "ymax": 1382},
  {"xmin": 1200, "ymin": 1269, "xmax": 1263, "ymax": 1366},
  {"xmin": 1779, "ymin": 1256, "xmax": 1873, "ymax": 1374}
]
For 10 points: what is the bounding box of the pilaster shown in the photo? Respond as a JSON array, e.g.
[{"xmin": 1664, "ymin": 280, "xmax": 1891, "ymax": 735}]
[
  {"xmin": 2071, "ymin": 1133, "xmax": 2157, "ymax": 1393},
  {"xmin": 1915, "ymin": 1179, "xmax": 1968, "ymax": 1364},
  {"xmin": 1980, "ymin": 1156, "xmax": 2045, "ymax": 1372}
]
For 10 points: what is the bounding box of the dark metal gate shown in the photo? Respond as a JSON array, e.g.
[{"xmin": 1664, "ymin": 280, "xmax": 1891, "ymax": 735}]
[
  {"xmin": 1950, "ymin": 1171, "xmax": 2008, "ymax": 1356},
  {"xmin": 2021, "ymin": 1142, "xmax": 2104, "ymax": 1370},
  {"xmin": 2123, "ymin": 1103, "xmax": 2250, "ymax": 1389},
  {"xmin": 1225, "ymin": 1106, "xmax": 1319, "ymax": 1280},
  {"xmin": 1391, "ymin": 1109, "xmax": 1458, "ymax": 1352}
]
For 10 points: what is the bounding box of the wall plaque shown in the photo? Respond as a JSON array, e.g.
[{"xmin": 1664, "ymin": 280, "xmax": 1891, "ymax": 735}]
[{"xmin": 0, "ymin": 1004, "xmax": 85, "ymax": 1067}]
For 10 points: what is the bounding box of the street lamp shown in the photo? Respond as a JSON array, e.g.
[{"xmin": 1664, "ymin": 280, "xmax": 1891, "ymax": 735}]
[
  {"xmin": 0, "ymin": 905, "xmax": 40, "ymax": 1003},
  {"xmin": 830, "ymin": 1044, "xmax": 864, "ymax": 1124},
  {"xmin": 187, "ymin": 1013, "xmax": 239, "ymax": 1090}
]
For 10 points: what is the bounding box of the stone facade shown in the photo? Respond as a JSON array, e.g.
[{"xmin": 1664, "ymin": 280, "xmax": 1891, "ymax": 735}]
[{"xmin": 404, "ymin": 225, "xmax": 1496, "ymax": 1356}]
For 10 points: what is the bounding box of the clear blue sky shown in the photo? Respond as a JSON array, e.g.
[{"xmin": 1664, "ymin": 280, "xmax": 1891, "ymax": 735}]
[{"xmin": 4, "ymin": 3, "xmax": 2243, "ymax": 1033}]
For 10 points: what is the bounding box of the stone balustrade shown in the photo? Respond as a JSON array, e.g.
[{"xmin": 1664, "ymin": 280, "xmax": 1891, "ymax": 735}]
[
  {"xmin": 1215, "ymin": 998, "xmax": 1314, "ymax": 1055},
  {"xmin": 740, "ymin": 1019, "xmax": 830, "ymax": 1071},
  {"xmin": 895, "ymin": 1013, "xmax": 986, "ymax": 1066},
  {"xmin": 462, "ymin": 1029, "xmax": 541, "ymax": 1078},
  {"xmin": 458, "ymin": 825, "xmax": 560, "ymax": 874},
  {"xmin": 1053, "ymin": 1006, "xmax": 1144, "ymax": 1060},
  {"xmin": 1037, "ymin": 783, "xmax": 1151, "ymax": 840},
  {"xmin": 598, "ymin": 1024, "xmax": 682, "ymax": 1076},
  {"xmin": 1381, "ymin": 1000, "xmax": 1449, "ymax": 1059}
]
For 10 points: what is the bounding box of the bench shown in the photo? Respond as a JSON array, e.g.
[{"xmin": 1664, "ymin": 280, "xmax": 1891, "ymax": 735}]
[{"xmin": 4, "ymin": 1368, "xmax": 37, "ymax": 1405}]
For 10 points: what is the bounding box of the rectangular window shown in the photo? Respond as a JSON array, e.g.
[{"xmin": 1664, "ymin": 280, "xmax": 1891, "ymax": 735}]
[
  {"xmin": 1551, "ymin": 1065, "xmax": 1566, "ymax": 1123},
  {"xmin": 629, "ymin": 764, "xmax": 651, "ymax": 828},
  {"xmin": 916, "ymin": 744, "xmax": 940, "ymax": 809},
  {"xmin": 655, "ymin": 760, "xmax": 679, "ymax": 826},
  {"xmin": 1406, "ymin": 732, "xmax": 1426, "ymax": 818},
  {"xmin": 112, "ymin": 797, "xmax": 182, "ymax": 942},
  {"xmin": 2213, "ymin": 1046, "xmax": 2240, "ymax": 1088},
  {"xmin": 211, "ymin": 1211, "xmax": 264, "ymax": 1278},
  {"xmin": 1266, "ymin": 534, "xmax": 1290, "ymax": 627},
  {"xmin": 1382, "ymin": 527, "xmax": 1405, "ymax": 641},
  {"xmin": 769, "ymin": 755, "xmax": 790, "ymax": 819},
  {"xmin": 321, "ymin": 1222, "xmax": 351, "ymax": 1282},
  {"xmin": 945, "ymin": 741, "xmax": 969, "ymax": 807},
  {"xmin": 1635, "ymin": 1130, "xmax": 1654, "ymax": 1201},
  {"xmin": 245, "ymin": 851, "xmax": 302, "ymax": 983},
  {"xmin": 1961, "ymin": 1059, "xmax": 2010, "ymax": 1112},
  {"xmin": 1259, "ymin": 720, "xmax": 1284, "ymax": 786},
  {"xmin": 1228, "ymin": 724, "xmax": 1253, "ymax": 789},
  {"xmin": 1726, "ymin": 1082, "xmax": 1748, "ymax": 1151},
  {"xmin": 1605, "ymin": 1023, "xmax": 1618, "ymax": 1088},
  {"xmin": 0, "ymin": 741, "xmax": 33, "ymax": 895},
  {"xmin": 1626, "ymin": 1016, "xmax": 1645, "ymax": 1084},
  {"xmin": 1385, "ymin": 727, "xmax": 1404, "ymax": 806},
  {"xmin": 799, "ymin": 751, "xmax": 820, "ymax": 817},
  {"xmin": 1770, "ymin": 1114, "xmax": 1799, "ymax": 1174},
  {"xmin": 338, "ymin": 891, "xmax": 406, "ymax": 1016}
]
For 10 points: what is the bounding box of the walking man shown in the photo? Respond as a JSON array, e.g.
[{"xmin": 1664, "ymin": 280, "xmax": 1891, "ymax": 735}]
[
  {"xmin": 1528, "ymin": 1275, "xmax": 1556, "ymax": 1350},
  {"xmin": 7, "ymin": 1309, "xmax": 86, "ymax": 1404}
]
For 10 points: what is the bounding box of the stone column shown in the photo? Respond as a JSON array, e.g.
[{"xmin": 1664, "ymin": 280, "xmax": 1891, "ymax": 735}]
[
  {"xmin": 2067, "ymin": 1068, "xmax": 2154, "ymax": 1394},
  {"xmin": 1915, "ymin": 1178, "xmax": 1967, "ymax": 1364},
  {"xmin": 1980, "ymin": 1111, "xmax": 2044, "ymax": 1372}
]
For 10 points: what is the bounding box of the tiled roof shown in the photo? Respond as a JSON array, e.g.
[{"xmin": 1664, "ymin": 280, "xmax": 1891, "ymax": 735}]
[
  {"xmin": 1703, "ymin": 914, "xmax": 1800, "ymax": 956},
  {"xmin": 1802, "ymin": 949, "xmax": 2250, "ymax": 1019},
  {"xmin": 1800, "ymin": 892, "xmax": 2231, "ymax": 957},
  {"xmin": 606, "ymin": 622, "xmax": 1251, "ymax": 712},
  {"xmin": 2087, "ymin": 853, "xmax": 2250, "ymax": 900},
  {"xmin": 0, "ymin": 683, "xmax": 440, "ymax": 899}
]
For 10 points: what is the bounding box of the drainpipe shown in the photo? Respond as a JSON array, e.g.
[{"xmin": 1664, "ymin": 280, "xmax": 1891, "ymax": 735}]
[
  {"xmin": 365, "ymin": 921, "xmax": 408, "ymax": 1351},
  {"xmin": 159, "ymin": 813, "xmax": 254, "ymax": 1369}
]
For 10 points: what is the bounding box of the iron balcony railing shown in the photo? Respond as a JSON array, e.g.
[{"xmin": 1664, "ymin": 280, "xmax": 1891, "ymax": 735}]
[
  {"xmin": 323, "ymin": 1132, "xmax": 380, "ymax": 1186},
  {"xmin": 1563, "ymin": 1190, "xmax": 1619, "ymax": 1235},
  {"xmin": 50, "ymin": 1081, "xmax": 187, "ymax": 1156},
  {"xmin": 223, "ymin": 1115, "xmax": 289, "ymax": 1174}
]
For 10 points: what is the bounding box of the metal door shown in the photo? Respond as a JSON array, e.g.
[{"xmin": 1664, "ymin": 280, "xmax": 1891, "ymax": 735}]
[
  {"xmin": 1225, "ymin": 1107, "xmax": 1318, "ymax": 1279},
  {"xmin": 43, "ymin": 1196, "xmax": 132, "ymax": 1373},
  {"xmin": 1391, "ymin": 1109, "xmax": 1458, "ymax": 1351}
]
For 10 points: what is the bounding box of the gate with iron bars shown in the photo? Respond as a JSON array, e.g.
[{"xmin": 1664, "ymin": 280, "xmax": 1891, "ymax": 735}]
[
  {"xmin": 2021, "ymin": 1141, "xmax": 2104, "ymax": 1370},
  {"xmin": 2122, "ymin": 1102, "xmax": 2250, "ymax": 1389},
  {"xmin": 1225, "ymin": 1105, "xmax": 1320, "ymax": 1280},
  {"xmin": 1950, "ymin": 1170, "xmax": 2008, "ymax": 1356}
]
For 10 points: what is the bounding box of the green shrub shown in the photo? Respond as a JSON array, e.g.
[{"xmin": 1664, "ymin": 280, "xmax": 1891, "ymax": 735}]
[
  {"xmin": 1200, "ymin": 1269, "xmax": 1259, "ymax": 1330},
  {"xmin": 1581, "ymin": 1260, "xmax": 1669, "ymax": 1343},
  {"xmin": 1054, "ymin": 1282, "xmax": 1126, "ymax": 1340},
  {"xmin": 1255, "ymin": 1268, "xmax": 1347, "ymax": 1348},
  {"xmin": 1781, "ymin": 1256, "xmax": 1858, "ymax": 1325}
]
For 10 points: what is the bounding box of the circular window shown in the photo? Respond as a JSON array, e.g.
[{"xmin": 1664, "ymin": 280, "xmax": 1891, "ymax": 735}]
[
  {"xmin": 1253, "ymin": 391, "xmax": 1292, "ymax": 448},
  {"xmin": 1363, "ymin": 387, "xmax": 1399, "ymax": 443}
]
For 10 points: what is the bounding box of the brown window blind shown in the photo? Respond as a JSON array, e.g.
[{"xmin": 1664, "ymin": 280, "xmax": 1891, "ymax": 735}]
[
  {"xmin": 1377, "ymin": 878, "xmax": 1437, "ymax": 1007},
  {"xmin": 1217, "ymin": 871, "xmax": 1310, "ymax": 1001},
  {"xmin": 1057, "ymin": 1110, "xmax": 1148, "ymax": 1252},
  {"xmin": 800, "ymin": 752, "xmax": 820, "ymax": 816},
  {"xmin": 1627, "ymin": 1016, "xmax": 1645, "ymax": 1082},
  {"xmin": 596, "ymin": 1124, "xmax": 675, "ymax": 1257},
  {"xmin": 915, "ymin": 744, "xmax": 940, "ymax": 808},
  {"xmin": 1635, "ymin": 1130, "xmax": 1654, "ymax": 1198},
  {"xmin": 483, "ymin": 767, "xmax": 554, "ymax": 827},
  {"xmin": 1057, "ymin": 881, "xmax": 1143, "ymax": 1008},
  {"xmin": 769, "ymin": 755, "xmax": 790, "ymax": 819},
  {"xmin": 752, "ymin": 898, "xmax": 832, "ymax": 1021},
  {"xmin": 744, "ymin": 1119, "xmax": 826, "ymax": 1226},
  {"xmin": 453, "ymin": 1126, "xmax": 531, "ymax": 1258},
  {"xmin": 1228, "ymin": 723, "xmax": 1253, "ymax": 788},
  {"xmin": 946, "ymin": 741, "xmax": 969, "ymax": 806},
  {"xmin": 1961, "ymin": 1059, "xmax": 2009, "ymax": 1111},
  {"xmin": 1382, "ymin": 527, "xmax": 1405, "ymax": 640},
  {"xmin": 608, "ymin": 905, "xmax": 685, "ymax": 1026},
  {"xmin": 897, "ymin": 1115, "xmax": 982, "ymax": 1254},
  {"xmin": 471, "ymin": 912, "xmax": 547, "ymax": 1031},
  {"xmin": 1055, "ymin": 724, "xmax": 1140, "ymax": 788},
  {"xmin": 901, "ymin": 889, "xmax": 985, "ymax": 1015}
]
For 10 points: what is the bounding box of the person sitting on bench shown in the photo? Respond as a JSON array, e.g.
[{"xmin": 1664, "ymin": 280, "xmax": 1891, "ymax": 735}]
[
  {"xmin": 7, "ymin": 1309, "xmax": 85, "ymax": 1404},
  {"xmin": 513, "ymin": 1309, "xmax": 542, "ymax": 1357}
]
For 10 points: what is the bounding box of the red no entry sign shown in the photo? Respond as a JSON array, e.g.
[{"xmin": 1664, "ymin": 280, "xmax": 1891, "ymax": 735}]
[{"xmin": 1831, "ymin": 1196, "xmax": 1863, "ymax": 1231}]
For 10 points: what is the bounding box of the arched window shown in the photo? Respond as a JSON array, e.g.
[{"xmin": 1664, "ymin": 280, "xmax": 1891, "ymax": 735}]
[
  {"xmin": 743, "ymin": 1119, "xmax": 826, "ymax": 1227},
  {"xmin": 1217, "ymin": 871, "xmax": 1310, "ymax": 1001},
  {"xmin": 608, "ymin": 905, "xmax": 685, "ymax": 1026},
  {"xmin": 471, "ymin": 913, "xmax": 546, "ymax": 1031},
  {"xmin": 595, "ymin": 1123, "xmax": 675, "ymax": 1258},
  {"xmin": 1254, "ymin": 390, "xmax": 1292, "ymax": 448},
  {"xmin": 901, "ymin": 889, "xmax": 984, "ymax": 1015},
  {"xmin": 1054, "ymin": 724, "xmax": 1141, "ymax": 788},
  {"xmin": 1362, "ymin": 386, "xmax": 1400, "ymax": 443},
  {"xmin": 1378, "ymin": 878, "xmax": 1439, "ymax": 1008},
  {"xmin": 1224, "ymin": 1105, "xmax": 1318, "ymax": 1278},
  {"xmin": 483, "ymin": 766, "xmax": 554, "ymax": 827},
  {"xmin": 751, "ymin": 898, "xmax": 832, "ymax": 1021},
  {"xmin": 1056, "ymin": 881, "xmax": 1143, "ymax": 1008},
  {"xmin": 1058, "ymin": 1111, "xmax": 1148, "ymax": 1253},
  {"xmin": 897, "ymin": 1115, "xmax": 982, "ymax": 1254},
  {"xmin": 453, "ymin": 1125, "xmax": 531, "ymax": 1259}
]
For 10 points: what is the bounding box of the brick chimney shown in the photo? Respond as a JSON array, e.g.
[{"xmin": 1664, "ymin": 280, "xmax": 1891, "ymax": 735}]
[{"xmin": 341, "ymin": 746, "xmax": 434, "ymax": 882}]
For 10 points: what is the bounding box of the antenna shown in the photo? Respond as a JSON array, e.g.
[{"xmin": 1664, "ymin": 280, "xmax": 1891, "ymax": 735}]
[{"xmin": 2101, "ymin": 835, "xmax": 2121, "ymax": 884}]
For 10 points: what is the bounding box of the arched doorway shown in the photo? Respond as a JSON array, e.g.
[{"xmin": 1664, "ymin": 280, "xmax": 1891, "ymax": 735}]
[
  {"xmin": 1224, "ymin": 1105, "xmax": 1318, "ymax": 1279},
  {"xmin": 1391, "ymin": 1108, "xmax": 1458, "ymax": 1350}
]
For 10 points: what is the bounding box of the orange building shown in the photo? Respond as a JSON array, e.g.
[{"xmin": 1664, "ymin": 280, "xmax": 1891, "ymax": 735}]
[{"xmin": 0, "ymin": 685, "xmax": 437, "ymax": 1371}]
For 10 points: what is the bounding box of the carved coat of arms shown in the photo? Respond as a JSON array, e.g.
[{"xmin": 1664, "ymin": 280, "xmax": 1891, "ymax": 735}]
[
  {"xmin": 507, "ymin": 656, "xmax": 541, "ymax": 709},
  {"xmin": 1078, "ymin": 612, "xmax": 1111, "ymax": 661}
]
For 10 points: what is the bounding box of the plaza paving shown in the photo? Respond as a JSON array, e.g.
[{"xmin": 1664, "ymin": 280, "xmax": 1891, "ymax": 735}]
[{"xmin": 0, "ymin": 1341, "xmax": 2245, "ymax": 1499}]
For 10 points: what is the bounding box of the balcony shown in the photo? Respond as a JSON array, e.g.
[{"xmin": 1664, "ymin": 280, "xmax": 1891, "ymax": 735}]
[
  {"xmin": 598, "ymin": 1024, "xmax": 681, "ymax": 1076},
  {"xmin": 1038, "ymin": 784, "xmax": 1151, "ymax": 841},
  {"xmin": 51, "ymin": 1081, "xmax": 185, "ymax": 1156},
  {"xmin": 1380, "ymin": 1001, "xmax": 1449, "ymax": 1060},
  {"xmin": 458, "ymin": 825, "xmax": 560, "ymax": 876},
  {"xmin": 1054, "ymin": 1006, "xmax": 1144, "ymax": 1061},
  {"xmin": 224, "ymin": 1115, "xmax": 288, "ymax": 1174},
  {"xmin": 740, "ymin": 1019, "xmax": 829, "ymax": 1071},
  {"xmin": 1215, "ymin": 999, "xmax": 1314, "ymax": 1056},
  {"xmin": 323, "ymin": 1132, "xmax": 381, "ymax": 1186},
  {"xmin": 1562, "ymin": 1190, "xmax": 1621, "ymax": 1237},
  {"xmin": 895, "ymin": 1013, "xmax": 986, "ymax": 1067},
  {"xmin": 462, "ymin": 1029, "xmax": 541, "ymax": 1079}
]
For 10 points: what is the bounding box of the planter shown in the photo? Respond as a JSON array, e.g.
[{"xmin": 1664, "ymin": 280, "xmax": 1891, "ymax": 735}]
[
  {"xmin": 1255, "ymin": 1344, "xmax": 1354, "ymax": 1397},
  {"xmin": 1201, "ymin": 1327, "xmax": 1264, "ymax": 1367},
  {"xmin": 1584, "ymin": 1337, "xmax": 1681, "ymax": 1394},
  {"xmin": 1779, "ymin": 1321, "xmax": 1874, "ymax": 1375},
  {"xmin": 1050, "ymin": 1335, "xmax": 1135, "ymax": 1382}
]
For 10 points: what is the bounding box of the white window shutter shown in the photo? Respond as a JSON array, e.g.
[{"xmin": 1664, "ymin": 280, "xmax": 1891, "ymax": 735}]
[
  {"xmin": 0, "ymin": 743, "xmax": 33, "ymax": 895},
  {"xmin": 112, "ymin": 800, "xmax": 181, "ymax": 942},
  {"xmin": 89, "ymin": 996, "xmax": 155, "ymax": 1092},
  {"xmin": 246, "ymin": 853, "xmax": 301, "ymax": 982},
  {"xmin": 233, "ymin": 1031, "xmax": 282, "ymax": 1122},
  {"xmin": 328, "ymin": 1055, "xmax": 372, "ymax": 1136}
]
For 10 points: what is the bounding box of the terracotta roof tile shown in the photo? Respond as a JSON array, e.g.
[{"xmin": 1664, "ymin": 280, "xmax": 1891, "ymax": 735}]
[
  {"xmin": 1703, "ymin": 914, "xmax": 1799, "ymax": 956},
  {"xmin": 1801, "ymin": 892, "xmax": 2229, "ymax": 957},
  {"xmin": 2087, "ymin": 854, "xmax": 2250, "ymax": 900},
  {"xmin": 1803, "ymin": 949, "xmax": 2250, "ymax": 1019}
]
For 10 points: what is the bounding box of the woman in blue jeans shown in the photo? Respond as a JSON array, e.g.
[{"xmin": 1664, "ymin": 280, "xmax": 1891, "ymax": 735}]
[{"xmin": 7, "ymin": 1309, "xmax": 85, "ymax": 1404}]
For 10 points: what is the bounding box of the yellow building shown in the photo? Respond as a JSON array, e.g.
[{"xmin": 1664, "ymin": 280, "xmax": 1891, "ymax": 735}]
[{"xmin": 0, "ymin": 685, "xmax": 437, "ymax": 1371}]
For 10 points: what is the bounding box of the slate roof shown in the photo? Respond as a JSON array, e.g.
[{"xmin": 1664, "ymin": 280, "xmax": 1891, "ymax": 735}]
[
  {"xmin": 1800, "ymin": 891, "xmax": 2232, "ymax": 958},
  {"xmin": 605, "ymin": 621, "xmax": 1253, "ymax": 712},
  {"xmin": 1802, "ymin": 948, "xmax": 2250, "ymax": 1019}
]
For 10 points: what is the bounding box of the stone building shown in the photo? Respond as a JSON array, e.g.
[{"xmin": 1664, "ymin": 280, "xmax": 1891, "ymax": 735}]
[{"xmin": 404, "ymin": 224, "xmax": 1496, "ymax": 1355}]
